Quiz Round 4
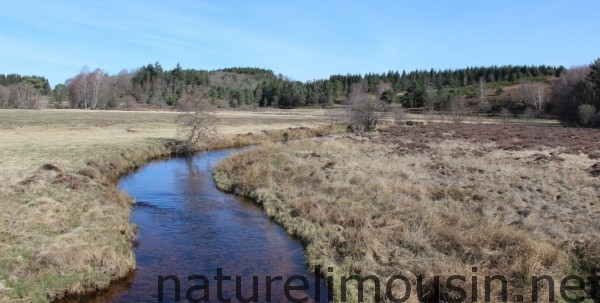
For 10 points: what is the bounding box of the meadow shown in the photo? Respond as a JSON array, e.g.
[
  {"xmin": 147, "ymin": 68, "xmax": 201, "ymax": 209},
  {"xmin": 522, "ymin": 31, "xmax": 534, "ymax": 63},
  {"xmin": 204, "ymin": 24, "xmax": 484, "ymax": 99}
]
[{"xmin": 0, "ymin": 108, "xmax": 340, "ymax": 302}]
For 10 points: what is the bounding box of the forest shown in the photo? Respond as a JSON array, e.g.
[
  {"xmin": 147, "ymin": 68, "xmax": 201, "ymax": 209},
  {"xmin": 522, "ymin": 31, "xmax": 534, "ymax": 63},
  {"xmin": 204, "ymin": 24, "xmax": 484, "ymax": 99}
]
[{"xmin": 1, "ymin": 60, "xmax": 600, "ymax": 128}]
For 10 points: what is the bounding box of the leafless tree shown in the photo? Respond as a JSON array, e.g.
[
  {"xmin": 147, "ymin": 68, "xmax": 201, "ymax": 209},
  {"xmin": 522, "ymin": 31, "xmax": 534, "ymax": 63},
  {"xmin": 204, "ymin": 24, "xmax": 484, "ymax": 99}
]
[
  {"xmin": 346, "ymin": 81, "xmax": 389, "ymax": 132},
  {"xmin": 175, "ymin": 87, "xmax": 220, "ymax": 154},
  {"xmin": 347, "ymin": 81, "xmax": 367, "ymax": 105},
  {"xmin": 114, "ymin": 69, "xmax": 133, "ymax": 97},
  {"xmin": 66, "ymin": 66, "xmax": 106, "ymax": 109},
  {"xmin": 523, "ymin": 107, "xmax": 535, "ymax": 124},
  {"xmin": 449, "ymin": 97, "xmax": 468, "ymax": 123},
  {"xmin": 499, "ymin": 107, "xmax": 511, "ymax": 124},
  {"xmin": 479, "ymin": 77, "xmax": 486, "ymax": 103},
  {"xmin": 393, "ymin": 106, "xmax": 407, "ymax": 125},
  {"xmin": 67, "ymin": 66, "xmax": 90, "ymax": 108},
  {"xmin": 348, "ymin": 97, "xmax": 390, "ymax": 132},
  {"xmin": 326, "ymin": 107, "xmax": 345, "ymax": 125},
  {"xmin": 375, "ymin": 81, "xmax": 392, "ymax": 99},
  {"xmin": 552, "ymin": 66, "xmax": 590, "ymax": 95},
  {"xmin": 0, "ymin": 85, "xmax": 9, "ymax": 108},
  {"xmin": 89, "ymin": 68, "xmax": 105, "ymax": 108},
  {"xmin": 520, "ymin": 83, "xmax": 548, "ymax": 118},
  {"xmin": 8, "ymin": 84, "xmax": 36, "ymax": 109}
]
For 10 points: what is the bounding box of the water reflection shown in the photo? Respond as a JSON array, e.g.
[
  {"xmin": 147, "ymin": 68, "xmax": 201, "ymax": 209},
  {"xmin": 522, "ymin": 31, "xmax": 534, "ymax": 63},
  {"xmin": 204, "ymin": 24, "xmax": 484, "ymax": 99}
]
[{"xmin": 59, "ymin": 148, "xmax": 327, "ymax": 302}]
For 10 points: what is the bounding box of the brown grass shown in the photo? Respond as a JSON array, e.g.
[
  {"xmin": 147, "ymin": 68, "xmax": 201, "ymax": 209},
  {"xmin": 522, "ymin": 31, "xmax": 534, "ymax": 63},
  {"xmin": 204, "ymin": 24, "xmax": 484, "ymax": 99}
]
[
  {"xmin": 213, "ymin": 124, "xmax": 600, "ymax": 302},
  {"xmin": 0, "ymin": 108, "xmax": 342, "ymax": 303}
]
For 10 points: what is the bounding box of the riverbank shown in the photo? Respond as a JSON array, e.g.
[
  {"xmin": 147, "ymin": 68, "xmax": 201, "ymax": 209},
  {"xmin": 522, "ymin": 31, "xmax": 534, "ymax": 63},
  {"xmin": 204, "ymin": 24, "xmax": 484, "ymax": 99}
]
[
  {"xmin": 0, "ymin": 109, "xmax": 343, "ymax": 302},
  {"xmin": 213, "ymin": 124, "xmax": 600, "ymax": 303}
]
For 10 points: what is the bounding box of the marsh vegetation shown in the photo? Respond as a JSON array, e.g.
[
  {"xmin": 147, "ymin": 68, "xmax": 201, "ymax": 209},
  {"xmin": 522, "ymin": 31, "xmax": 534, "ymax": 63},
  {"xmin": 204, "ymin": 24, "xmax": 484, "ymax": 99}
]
[{"xmin": 214, "ymin": 123, "xmax": 600, "ymax": 302}]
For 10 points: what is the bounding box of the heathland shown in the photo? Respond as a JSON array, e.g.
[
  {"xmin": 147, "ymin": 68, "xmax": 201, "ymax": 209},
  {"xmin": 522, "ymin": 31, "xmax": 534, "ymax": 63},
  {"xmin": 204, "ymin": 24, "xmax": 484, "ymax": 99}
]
[
  {"xmin": 0, "ymin": 108, "xmax": 342, "ymax": 302},
  {"xmin": 214, "ymin": 123, "xmax": 600, "ymax": 302}
]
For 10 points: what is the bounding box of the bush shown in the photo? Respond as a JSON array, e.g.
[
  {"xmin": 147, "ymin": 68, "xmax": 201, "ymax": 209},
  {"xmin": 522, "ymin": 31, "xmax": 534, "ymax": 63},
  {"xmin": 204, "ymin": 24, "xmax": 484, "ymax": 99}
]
[
  {"xmin": 578, "ymin": 104, "xmax": 597, "ymax": 126},
  {"xmin": 348, "ymin": 99, "xmax": 389, "ymax": 132}
]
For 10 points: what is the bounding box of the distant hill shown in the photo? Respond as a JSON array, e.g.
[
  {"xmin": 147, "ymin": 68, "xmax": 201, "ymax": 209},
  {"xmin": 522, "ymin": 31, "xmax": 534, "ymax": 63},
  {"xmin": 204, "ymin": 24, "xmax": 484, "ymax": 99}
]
[{"xmin": 2, "ymin": 63, "xmax": 564, "ymax": 113}]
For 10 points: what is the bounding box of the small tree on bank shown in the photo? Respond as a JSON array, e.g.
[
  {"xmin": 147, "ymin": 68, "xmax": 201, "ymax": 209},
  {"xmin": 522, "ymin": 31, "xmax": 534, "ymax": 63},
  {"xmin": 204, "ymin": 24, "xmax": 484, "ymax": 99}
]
[{"xmin": 175, "ymin": 88, "xmax": 219, "ymax": 154}]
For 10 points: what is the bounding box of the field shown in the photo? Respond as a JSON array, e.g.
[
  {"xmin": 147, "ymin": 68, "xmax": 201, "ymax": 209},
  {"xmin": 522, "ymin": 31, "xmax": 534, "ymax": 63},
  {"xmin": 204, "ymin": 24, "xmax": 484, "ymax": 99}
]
[
  {"xmin": 2, "ymin": 108, "xmax": 598, "ymax": 302},
  {"xmin": 0, "ymin": 109, "xmax": 340, "ymax": 302},
  {"xmin": 214, "ymin": 123, "xmax": 600, "ymax": 302}
]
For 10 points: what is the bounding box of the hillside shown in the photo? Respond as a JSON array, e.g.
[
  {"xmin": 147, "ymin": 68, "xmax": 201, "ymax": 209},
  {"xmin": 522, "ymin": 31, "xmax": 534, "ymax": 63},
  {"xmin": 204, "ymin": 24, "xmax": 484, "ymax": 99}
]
[{"xmin": 0, "ymin": 64, "xmax": 564, "ymax": 116}]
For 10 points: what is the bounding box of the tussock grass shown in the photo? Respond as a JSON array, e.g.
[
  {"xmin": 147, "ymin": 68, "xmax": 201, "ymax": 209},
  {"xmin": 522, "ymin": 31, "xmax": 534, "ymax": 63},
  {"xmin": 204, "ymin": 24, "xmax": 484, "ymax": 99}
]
[
  {"xmin": 0, "ymin": 109, "xmax": 342, "ymax": 302},
  {"xmin": 214, "ymin": 134, "xmax": 599, "ymax": 302}
]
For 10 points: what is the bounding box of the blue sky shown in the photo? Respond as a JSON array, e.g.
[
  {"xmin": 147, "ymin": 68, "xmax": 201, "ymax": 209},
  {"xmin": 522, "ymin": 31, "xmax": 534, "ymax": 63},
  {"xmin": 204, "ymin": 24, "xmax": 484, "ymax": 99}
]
[{"xmin": 1, "ymin": 0, "xmax": 599, "ymax": 87}]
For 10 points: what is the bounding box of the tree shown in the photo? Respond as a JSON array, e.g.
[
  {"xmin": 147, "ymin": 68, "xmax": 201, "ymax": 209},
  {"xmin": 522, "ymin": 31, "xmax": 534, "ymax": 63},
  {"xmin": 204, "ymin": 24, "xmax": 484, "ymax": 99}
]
[
  {"xmin": 68, "ymin": 66, "xmax": 90, "ymax": 109},
  {"xmin": 449, "ymin": 97, "xmax": 468, "ymax": 123},
  {"xmin": 393, "ymin": 106, "xmax": 407, "ymax": 125},
  {"xmin": 175, "ymin": 87, "xmax": 220, "ymax": 154},
  {"xmin": 380, "ymin": 89, "xmax": 395, "ymax": 104},
  {"xmin": 346, "ymin": 80, "xmax": 389, "ymax": 131},
  {"xmin": 89, "ymin": 68, "xmax": 105, "ymax": 108},
  {"xmin": 8, "ymin": 83, "xmax": 36, "ymax": 109},
  {"xmin": 520, "ymin": 83, "xmax": 548, "ymax": 117},
  {"xmin": 52, "ymin": 84, "xmax": 68, "ymax": 108},
  {"xmin": 499, "ymin": 107, "xmax": 511, "ymax": 124},
  {"xmin": 588, "ymin": 58, "xmax": 600, "ymax": 89},
  {"xmin": 401, "ymin": 81, "xmax": 426, "ymax": 108},
  {"xmin": 523, "ymin": 107, "xmax": 535, "ymax": 124},
  {"xmin": 578, "ymin": 104, "xmax": 597, "ymax": 126},
  {"xmin": 550, "ymin": 65, "xmax": 599, "ymax": 126},
  {"xmin": 375, "ymin": 81, "xmax": 392, "ymax": 99},
  {"xmin": 349, "ymin": 98, "xmax": 390, "ymax": 132},
  {"xmin": 0, "ymin": 85, "xmax": 9, "ymax": 108}
]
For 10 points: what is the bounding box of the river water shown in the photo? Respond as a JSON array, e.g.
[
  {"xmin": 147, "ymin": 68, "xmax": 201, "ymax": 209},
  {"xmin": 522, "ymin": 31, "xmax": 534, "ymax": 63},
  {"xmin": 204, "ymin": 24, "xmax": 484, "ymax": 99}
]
[{"xmin": 64, "ymin": 148, "xmax": 328, "ymax": 302}]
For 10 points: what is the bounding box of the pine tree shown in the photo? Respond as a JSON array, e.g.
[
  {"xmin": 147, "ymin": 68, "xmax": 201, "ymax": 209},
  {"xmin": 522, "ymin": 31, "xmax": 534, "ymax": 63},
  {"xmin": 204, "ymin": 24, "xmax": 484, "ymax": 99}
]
[{"xmin": 588, "ymin": 58, "xmax": 600, "ymax": 89}]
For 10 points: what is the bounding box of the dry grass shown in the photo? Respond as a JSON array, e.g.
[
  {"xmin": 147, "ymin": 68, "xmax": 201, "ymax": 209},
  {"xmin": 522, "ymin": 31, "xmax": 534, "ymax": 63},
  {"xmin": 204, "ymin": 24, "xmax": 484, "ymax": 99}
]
[
  {"xmin": 0, "ymin": 108, "xmax": 342, "ymax": 302},
  {"xmin": 214, "ymin": 126, "xmax": 600, "ymax": 302}
]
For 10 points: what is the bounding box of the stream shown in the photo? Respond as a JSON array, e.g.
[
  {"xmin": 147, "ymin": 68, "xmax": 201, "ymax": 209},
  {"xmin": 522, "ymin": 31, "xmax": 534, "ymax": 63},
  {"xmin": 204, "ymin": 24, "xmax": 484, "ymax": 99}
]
[{"xmin": 65, "ymin": 148, "xmax": 328, "ymax": 302}]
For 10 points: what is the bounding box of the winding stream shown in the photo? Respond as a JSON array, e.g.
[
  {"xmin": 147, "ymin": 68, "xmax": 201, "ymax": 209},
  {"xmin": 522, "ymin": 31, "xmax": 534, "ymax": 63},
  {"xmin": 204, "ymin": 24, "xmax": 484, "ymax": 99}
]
[{"xmin": 68, "ymin": 148, "xmax": 328, "ymax": 302}]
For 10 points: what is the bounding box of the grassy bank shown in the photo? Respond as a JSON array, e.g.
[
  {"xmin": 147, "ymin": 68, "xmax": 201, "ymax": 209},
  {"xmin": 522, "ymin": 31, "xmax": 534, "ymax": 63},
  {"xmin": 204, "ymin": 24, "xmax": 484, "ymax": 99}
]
[
  {"xmin": 0, "ymin": 109, "xmax": 342, "ymax": 302},
  {"xmin": 213, "ymin": 124, "xmax": 600, "ymax": 302}
]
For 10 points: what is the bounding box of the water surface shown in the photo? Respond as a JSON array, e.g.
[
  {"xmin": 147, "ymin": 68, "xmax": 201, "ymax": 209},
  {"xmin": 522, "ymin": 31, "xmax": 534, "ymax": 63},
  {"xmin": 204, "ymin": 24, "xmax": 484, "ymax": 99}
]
[{"xmin": 65, "ymin": 148, "xmax": 328, "ymax": 302}]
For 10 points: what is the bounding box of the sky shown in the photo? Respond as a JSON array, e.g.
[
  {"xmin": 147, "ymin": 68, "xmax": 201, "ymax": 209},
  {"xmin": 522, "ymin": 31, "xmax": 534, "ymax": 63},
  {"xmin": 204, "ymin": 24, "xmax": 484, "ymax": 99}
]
[{"xmin": 1, "ymin": 0, "xmax": 599, "ymax": 87}]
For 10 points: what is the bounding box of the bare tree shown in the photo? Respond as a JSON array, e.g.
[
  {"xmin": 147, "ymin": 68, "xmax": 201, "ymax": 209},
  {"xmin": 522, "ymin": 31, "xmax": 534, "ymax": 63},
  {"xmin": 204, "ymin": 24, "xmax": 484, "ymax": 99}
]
[
  {"xmin": 499, "ymin": 107, "xmax": 511, "ymax": 124},
  {"xmin": 89, "ymin": 68, "xmax": 105, "ymax": 108},
  {"xmin": 0, "ymin": 85, "xmax": 9, "ymax": 108},
  {"xmin": 346, "ymin": 81, "xmax": 389, "ymax": 132},
  {"xmin": 523, "ymin": 107, "xmax": 535, "ymax": 124},
  {"xmin": 478, "ymin": 77, "xmax": 486, "ymax": 103},
  {"xmin": 375, "ymin": 81, "xmax": 392, "ymax": 99},
  {"xmin": 176, "ymin": 87, "xmax": 220, "ymax": 154},
  {"xmin": 114, "ymin": 69, "xmax": 133, "ymax": 97},
  {"xmin": 393, "ymin": 106, "xmax": 407, "ymax": 125},
  {"xmin": 326, "ymin": 107, "xmax": 345, "ymax": 125},
  {"xmin": 449, "ymin": 97, "xmax": 468, "ymax": 123},
  {"xmin": 67, "ymin": 66, "xmax": 90, "ymax": 109},
  {"xmin": 9, "ymin": 84, "xmax": 35, "ymax": 109},
  {"xmin": 348, "ymin": 98, "xmax": 390, "ymax": 132},
  {"xmin": 66, "ymin": 66, "xmax": 106, "ymax": 109},
  {"xmin": 347, "ymin": 81, "xmax": 367, "ymax": 105},
  {"xmin": 520, "ymin": 82, "xmax": 548, "ymax": 117}
]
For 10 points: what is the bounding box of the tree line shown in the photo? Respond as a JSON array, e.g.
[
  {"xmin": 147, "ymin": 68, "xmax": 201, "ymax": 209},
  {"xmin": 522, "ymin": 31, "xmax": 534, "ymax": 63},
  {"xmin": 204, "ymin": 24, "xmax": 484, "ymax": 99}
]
[
  {"xmin": 0, "ymin": 74, "xmax": 51, "ymax": 109},
  {"xmin": 2, "ymin": 61, "xmax": 599, "ymax": 128},
  {"xmin": 551, "ymin": 58, "xmax": 600, "ymax": 127}
]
